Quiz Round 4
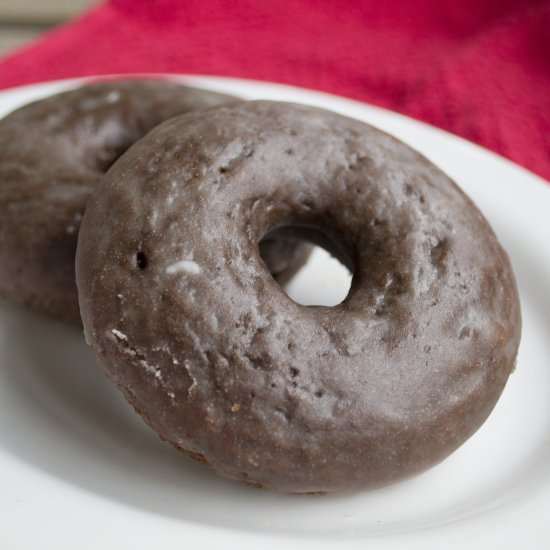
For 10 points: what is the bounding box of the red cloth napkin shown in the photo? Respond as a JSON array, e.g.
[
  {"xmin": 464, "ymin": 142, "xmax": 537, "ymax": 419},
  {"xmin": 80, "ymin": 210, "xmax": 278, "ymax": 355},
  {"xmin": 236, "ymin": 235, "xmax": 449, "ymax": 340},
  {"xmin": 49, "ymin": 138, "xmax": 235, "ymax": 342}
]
[{"xmin": 0, "ymin": 0, "xmax": 548, "ymax": 181}]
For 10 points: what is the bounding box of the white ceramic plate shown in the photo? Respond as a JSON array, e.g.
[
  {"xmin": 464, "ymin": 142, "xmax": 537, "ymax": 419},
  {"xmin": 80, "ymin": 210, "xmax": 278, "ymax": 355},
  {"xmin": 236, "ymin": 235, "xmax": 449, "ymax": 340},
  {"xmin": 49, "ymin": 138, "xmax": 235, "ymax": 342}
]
[{"xmin": 0, "ymin": 76, "xmax": 549, "ymax": 550}]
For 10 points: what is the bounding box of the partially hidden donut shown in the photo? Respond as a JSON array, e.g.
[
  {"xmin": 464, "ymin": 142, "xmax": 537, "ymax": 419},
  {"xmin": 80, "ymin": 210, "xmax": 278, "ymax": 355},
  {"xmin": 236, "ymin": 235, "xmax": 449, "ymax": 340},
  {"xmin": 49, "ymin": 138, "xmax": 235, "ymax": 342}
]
[
  {"xmin": 0, "ymin": 81, "xmax": 309, "ymax": 322},
  {"xmin": 76, "ymin": 101, "xmax": 521, "ymax": 493}
]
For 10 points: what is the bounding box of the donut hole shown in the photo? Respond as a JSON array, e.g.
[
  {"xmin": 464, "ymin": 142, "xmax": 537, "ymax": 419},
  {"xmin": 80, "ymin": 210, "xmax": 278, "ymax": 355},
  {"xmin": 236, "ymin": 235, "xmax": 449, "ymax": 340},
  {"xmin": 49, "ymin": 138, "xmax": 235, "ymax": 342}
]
[
  {"xmin": 259, "ymin": 226, "xmax": 353, "ymax": 307},
  {"xmin": 94, "ymin": 140, "xmax": 136, "ymax": 173}
]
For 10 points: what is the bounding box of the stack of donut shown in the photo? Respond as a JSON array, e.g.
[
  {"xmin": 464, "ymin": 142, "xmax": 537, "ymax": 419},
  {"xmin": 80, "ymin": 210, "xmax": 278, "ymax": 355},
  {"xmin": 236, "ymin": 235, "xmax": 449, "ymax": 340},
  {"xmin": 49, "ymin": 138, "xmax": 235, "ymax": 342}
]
[{"xmin": 0, "ymin": 79, "xmax": 521, "ymax": 493}]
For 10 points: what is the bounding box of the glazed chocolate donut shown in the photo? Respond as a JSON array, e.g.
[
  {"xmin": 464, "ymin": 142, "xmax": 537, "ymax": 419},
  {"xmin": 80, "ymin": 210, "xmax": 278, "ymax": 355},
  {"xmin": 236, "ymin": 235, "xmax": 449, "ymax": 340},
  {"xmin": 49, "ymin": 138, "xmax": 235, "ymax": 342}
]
[
  {"xmin": 76, "ymin": 101, "xmax": 521, "ymax": 493},
  {"xmin": 0, "ymin": 81, "xmax": 309, "ymax": 322}
]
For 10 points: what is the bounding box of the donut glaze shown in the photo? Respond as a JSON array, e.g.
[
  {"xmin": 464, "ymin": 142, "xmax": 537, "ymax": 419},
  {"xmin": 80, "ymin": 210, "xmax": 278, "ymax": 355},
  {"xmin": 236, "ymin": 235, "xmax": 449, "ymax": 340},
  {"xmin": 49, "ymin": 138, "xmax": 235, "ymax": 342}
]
[
  {"xmin": 0, "ymin": 81, "xmax": 308, "ymax": 322},
  {"xmin": 76, "ymin": 101, "xmax": 521, "ymax": 493}
]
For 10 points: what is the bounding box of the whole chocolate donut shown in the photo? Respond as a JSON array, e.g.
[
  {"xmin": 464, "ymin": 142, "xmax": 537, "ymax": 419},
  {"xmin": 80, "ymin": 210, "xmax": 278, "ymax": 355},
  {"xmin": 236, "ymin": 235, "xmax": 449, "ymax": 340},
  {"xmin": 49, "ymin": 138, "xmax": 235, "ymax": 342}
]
[
  {"xmin": 0, "ymin": 81, "xmax": 309, "ymax": 322},
  {"xmin": 76, "ymin": 101, "xmax": 521, "ymax": 493}
]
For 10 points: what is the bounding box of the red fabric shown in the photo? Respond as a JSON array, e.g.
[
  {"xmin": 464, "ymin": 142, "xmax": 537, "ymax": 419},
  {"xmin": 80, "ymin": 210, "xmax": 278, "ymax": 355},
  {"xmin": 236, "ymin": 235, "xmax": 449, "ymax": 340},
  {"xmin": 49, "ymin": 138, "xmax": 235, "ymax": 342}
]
[{"xmin": 0, "ymin": 0, "xmax": 548, "ymax": 181}]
